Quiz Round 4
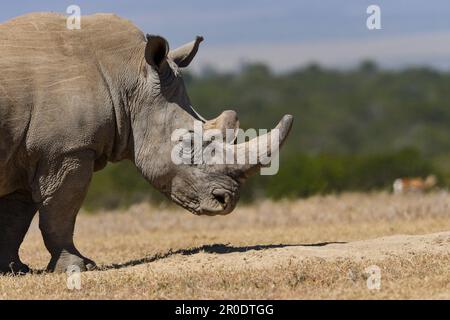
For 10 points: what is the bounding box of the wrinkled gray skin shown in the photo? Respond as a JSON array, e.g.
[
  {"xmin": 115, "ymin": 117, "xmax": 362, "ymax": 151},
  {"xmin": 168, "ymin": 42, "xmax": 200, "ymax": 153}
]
[{"xmin": 0, "ymin": 13, "xmax": 293, "ymax": 274}]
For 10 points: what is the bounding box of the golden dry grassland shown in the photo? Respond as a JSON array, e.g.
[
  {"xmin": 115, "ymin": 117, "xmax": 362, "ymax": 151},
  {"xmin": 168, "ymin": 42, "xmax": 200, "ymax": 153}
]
[{"xmin": 1, "ymin": 192, "xmax": 450, "ymax": 299}]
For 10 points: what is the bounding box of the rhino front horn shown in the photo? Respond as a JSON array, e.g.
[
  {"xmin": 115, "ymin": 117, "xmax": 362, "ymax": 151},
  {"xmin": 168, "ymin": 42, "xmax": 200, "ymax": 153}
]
[{"xmin": 227, "ymin": 114, "xmax": 294, "ymax": 176}]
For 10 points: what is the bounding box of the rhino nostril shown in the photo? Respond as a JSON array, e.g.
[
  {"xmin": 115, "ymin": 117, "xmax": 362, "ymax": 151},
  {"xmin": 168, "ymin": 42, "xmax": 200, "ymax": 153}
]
[
  {"xmin": 212, "ymin": 189, "xmax": 230, "ymax": 207},
  {"xmin": 215, "ymin": 194, "xmax": 226, "ymax": 205}
]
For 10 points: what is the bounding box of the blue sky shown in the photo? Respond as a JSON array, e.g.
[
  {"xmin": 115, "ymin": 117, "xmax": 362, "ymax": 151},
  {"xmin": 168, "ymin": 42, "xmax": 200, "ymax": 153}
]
[{"xmin": 2, "ymin": 1, "xmax": 450, "ymax": 72}]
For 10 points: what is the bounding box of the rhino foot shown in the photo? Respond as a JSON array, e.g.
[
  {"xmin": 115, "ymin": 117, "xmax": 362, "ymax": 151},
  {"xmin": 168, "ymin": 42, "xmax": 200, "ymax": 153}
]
[
  {"xmin": 47, "ymin": 250, "xmax": 96, "ymax": 273},
  {"xmin": 0, "ymin": 260, "xmax": 30, "ymax": 275}
]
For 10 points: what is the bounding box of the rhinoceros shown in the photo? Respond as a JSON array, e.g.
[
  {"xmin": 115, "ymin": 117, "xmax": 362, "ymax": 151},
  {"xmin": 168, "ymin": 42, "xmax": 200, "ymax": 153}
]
[{"xmin": 0, "ymin": 13, "xmax": 293, "ymax": 273}]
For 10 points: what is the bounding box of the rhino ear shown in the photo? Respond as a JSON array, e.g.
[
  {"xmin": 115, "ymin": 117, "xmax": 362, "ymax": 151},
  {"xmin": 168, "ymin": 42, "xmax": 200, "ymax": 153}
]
[
  {"xmin": 169, "ymin": 36, "xmax": 203, "ymax": 68},
  {"xmin": 145, "ymin": 34, "xmax": 169, "ymax": 69}
]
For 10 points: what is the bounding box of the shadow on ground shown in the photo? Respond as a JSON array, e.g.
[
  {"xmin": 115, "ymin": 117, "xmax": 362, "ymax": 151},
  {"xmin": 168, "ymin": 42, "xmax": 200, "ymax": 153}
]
[{"xmin": 98, "ymin": 241, "xmax": 347, "ymax": 271}]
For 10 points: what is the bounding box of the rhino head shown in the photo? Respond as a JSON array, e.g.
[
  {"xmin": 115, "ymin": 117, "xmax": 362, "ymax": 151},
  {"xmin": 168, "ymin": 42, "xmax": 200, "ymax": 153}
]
[{"xmin": 129, "ymin": 35, "xmax": 293, "ymax": 216}]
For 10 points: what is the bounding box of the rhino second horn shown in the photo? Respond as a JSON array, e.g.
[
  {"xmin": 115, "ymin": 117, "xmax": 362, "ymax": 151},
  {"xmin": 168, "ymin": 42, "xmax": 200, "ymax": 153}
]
[{"xmin": 204, "ymin": 110, "xmax": 240, "ymax": 144}]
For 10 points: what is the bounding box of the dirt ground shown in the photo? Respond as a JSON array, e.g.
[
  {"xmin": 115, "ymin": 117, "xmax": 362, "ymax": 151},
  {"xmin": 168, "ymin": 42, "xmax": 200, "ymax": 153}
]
[{"xmin": 1, "ymin": 192, "xmax": 449, "ymax": 299}]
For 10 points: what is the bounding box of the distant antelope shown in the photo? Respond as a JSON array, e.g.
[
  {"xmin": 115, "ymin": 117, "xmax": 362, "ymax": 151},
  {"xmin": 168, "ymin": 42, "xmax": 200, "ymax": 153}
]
[{"xmin": 393, "ymin": 175, "xmax": 437, "ymax": 194}]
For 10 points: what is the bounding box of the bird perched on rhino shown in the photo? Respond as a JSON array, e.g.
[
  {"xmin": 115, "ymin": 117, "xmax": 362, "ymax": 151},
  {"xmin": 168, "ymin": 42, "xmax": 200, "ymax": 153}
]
[{"xmin": 0, "ymin": 13, "xmax": 293, "ymax": 274}]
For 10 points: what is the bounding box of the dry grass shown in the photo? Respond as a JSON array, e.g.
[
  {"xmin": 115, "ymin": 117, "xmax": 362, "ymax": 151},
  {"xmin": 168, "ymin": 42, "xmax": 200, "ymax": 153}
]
[{"xmin": 1, "ymin": 192, "xmax": 450, "ymax": 299}]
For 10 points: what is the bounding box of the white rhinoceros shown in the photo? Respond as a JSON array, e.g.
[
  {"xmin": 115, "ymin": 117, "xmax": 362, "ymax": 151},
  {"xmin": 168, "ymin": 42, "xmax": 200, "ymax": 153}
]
[{"xmin": 0, "ymin": 13, "xmax": 293, "ymax": 273}]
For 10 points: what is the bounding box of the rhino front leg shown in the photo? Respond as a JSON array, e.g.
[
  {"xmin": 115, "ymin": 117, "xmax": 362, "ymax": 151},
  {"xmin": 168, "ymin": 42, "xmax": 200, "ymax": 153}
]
[
  {"xmin": 0, "ymin": 191, "xmax": 37, "ymax": 274},
  {"xmin": 36, "ymin": 152, "xmax": 96, "ymax": 273}
]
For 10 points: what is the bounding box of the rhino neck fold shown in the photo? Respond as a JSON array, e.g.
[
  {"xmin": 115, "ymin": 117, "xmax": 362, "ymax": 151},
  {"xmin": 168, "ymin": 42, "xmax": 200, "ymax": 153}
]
[
  {"xmin": 96, "ymin": 47, "xmax": 145, "ymax": 163},
  {"xmin": 129, "ymin": 103, "xmax": 166, "ymax": 186}
]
